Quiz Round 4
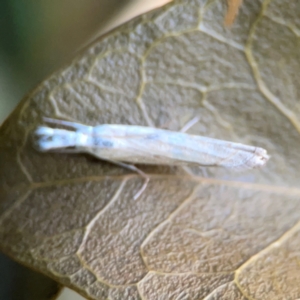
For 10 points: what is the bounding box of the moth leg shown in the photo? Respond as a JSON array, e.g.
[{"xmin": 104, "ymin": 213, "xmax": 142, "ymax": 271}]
[
  {"xmin": 180, "ymin": 117, "xmax": 207, "ymax": 176},
  {"xmin": 43, "ymin": 117, "xmax": 92, "ymax": 133},
  {"xmin": 99, "ymin": 159, "xmax": 149, "ymax": 200},
  {"xmin": 117, "ymin": 162, "xmax": 149, "ymax": 200},
  {"xmin": 180, "ymin": 116, "xmax": 200, "ymax": 133}
]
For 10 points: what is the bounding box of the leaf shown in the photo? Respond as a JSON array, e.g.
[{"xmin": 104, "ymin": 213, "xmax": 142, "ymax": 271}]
[
  {"xmin": 1, "ymin": 0, "xmax": 300, "ymax": 299},
  {"xmin": 224, "ymin": 0, "xmax": 243, "ymax": 26}
]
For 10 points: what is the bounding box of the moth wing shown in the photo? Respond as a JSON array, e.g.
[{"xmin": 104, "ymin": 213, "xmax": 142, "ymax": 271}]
[{"xmin": 88, "ymin": 127, "xmax": 269, "ymax": 170}]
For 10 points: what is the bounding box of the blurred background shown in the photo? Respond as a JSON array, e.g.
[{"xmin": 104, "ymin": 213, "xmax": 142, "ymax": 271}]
[
  {"xmin": 0, "ymin": 0, "xmax": 170, "ymax": 299},
  {"xmin": 0, "ymin": 0, "xmax": 170, "ymax": 123}
]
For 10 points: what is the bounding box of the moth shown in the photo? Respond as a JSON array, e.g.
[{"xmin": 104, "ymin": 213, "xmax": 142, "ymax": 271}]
[{"xmin": 34, "ymin": 118, "xmax": 269, "ymax": 199}]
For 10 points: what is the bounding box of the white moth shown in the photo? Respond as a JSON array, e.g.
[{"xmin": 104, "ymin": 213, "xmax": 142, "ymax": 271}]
[{"xmin": 34, "ymin": 118, "xmax": 269, "ymax": 199}]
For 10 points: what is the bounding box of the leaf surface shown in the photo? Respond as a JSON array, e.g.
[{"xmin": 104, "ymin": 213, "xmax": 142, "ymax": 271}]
[{"xmin": 1, "ymin": 0, "xmax": 300, "ymax": 299}]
